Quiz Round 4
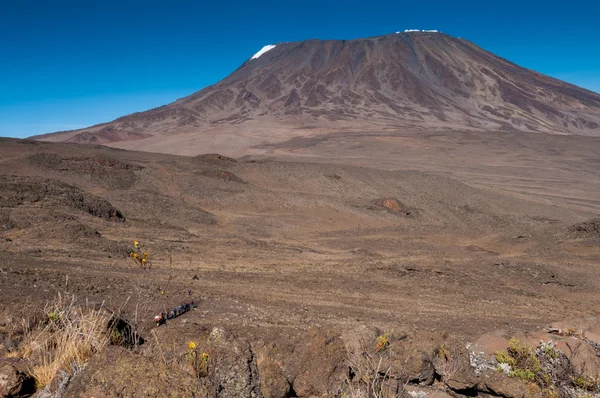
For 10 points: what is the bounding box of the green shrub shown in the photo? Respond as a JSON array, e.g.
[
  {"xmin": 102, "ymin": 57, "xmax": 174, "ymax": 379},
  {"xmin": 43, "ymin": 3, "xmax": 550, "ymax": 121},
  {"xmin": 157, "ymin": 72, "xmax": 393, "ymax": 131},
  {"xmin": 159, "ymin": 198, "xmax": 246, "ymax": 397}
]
[
  {"xmin": 495, "ymin": 350, "xmax": 516, "ymax": 367},
  {"xmin": 542, "ymin": 344, "xmax": 559, "ymax": 360},
  {"xmin": 573, "ymin": 375, "xmax": 598, "ymax": 391},
  {"xmin": 511, "ymin": 368, "xmax": 536, "ymax": 382},
  {"xmin": 508, "ymin": 338, "xmax": 540, "ymax": 373}
]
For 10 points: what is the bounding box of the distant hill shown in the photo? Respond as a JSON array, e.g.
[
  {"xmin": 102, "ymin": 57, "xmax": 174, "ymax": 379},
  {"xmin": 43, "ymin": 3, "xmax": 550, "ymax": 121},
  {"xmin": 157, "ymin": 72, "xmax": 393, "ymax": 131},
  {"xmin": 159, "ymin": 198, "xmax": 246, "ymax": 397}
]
[{"xmin": 34, "ymin": 32, "xmax": 600, "ymax": 154}]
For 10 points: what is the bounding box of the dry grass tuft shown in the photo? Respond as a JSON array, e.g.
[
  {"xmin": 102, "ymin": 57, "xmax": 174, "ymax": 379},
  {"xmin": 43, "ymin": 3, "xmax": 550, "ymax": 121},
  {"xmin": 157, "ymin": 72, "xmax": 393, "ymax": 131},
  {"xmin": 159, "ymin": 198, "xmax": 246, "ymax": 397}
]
[
  {"xmin": 19, "ymin": 293, "xmax": 112, "ymax": 388},
  {"xmin": 345, "ymin": 335, "xmax": 404, "ymax": 398},
  {"xmin": 433, "ymin": 344, "xmax": 463, "ymax": 383}
]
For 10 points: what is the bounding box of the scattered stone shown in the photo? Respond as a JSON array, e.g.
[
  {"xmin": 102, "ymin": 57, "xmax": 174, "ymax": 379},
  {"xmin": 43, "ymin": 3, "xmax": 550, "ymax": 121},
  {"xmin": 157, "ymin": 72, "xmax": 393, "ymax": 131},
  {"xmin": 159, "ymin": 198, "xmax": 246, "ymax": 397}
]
[
  {"xmin": 408, "ymin": 386, "xmax": 453, "ymax": 398},
  {"xmin": 257, "ymin": 355, "xmax": 290, "ymax": 398},
  {"xmin": 377, "ymin": 198, "xmax": 404, "ymax": 212},
  {"xmin": 195, "ymin": 153, "xmax": 237, "ymax": 163},
  {"xmin": 545, "ymin": 328, "xmax": 561, "ymax": 335},
  {"xmin": 408, "ymin": 390, "xmax": 428, "ymax": 398},
  {"xmin": 467, "ymin": 342, "xmax": 499, "ymax": 376},
  {"xmin": 0, "ymin": 362, "xmax": 35, "ymax": 397},
  {"xmin": 197, "ymin": 169, "xmax": 244, "ymax": 183},
  {"xmin": 477, "ymin": 370, "xmax": 528, "ymax": 398}
]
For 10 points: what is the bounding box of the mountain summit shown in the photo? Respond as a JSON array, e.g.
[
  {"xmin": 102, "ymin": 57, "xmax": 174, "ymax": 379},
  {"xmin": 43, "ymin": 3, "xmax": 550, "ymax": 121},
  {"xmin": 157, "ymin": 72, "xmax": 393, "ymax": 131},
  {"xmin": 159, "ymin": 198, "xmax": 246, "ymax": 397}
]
[{"xmin": 36, "ymin": 32, "xmax": 600, "ymax": 151}]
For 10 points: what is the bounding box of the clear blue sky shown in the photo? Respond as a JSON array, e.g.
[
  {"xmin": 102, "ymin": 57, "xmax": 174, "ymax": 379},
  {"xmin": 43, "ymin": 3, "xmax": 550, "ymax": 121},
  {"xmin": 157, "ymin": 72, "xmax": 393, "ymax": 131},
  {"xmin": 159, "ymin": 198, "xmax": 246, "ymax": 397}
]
[{"xmin": 1, "ymin": 0, "xmax": 599, "ymax": 138}]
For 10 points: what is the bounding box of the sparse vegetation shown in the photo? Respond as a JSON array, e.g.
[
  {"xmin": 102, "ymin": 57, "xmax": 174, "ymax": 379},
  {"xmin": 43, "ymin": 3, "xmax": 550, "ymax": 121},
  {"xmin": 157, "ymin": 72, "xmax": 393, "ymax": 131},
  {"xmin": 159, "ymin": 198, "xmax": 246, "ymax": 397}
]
[
  {"xmin": 129, "ymin": 239, "xmax": 151, "ymax": 269},
  {"xmin": 495, "ymin": 349, "xmax": 516, "ymax": 367},
  {"xmin": 433, "ymin": 344, "xmax": 462, "ymax": 383},
  {"xmin": 19, "ymin": 293, "xmax": 112, "ymax": 388},
  {"xmin": 186, "ymin": 340, "xmax": 210, "ymax": 378},
  {"xmin": 541, "ymin": 341, "xmax": 560, "ymax": 359},
  {"xmin": 494, "ymin": 338, "xmax": 542, "ymax": 383},
  {"xmin": 573, "ymin": 375, "xmax": 600, "ymax": 392},
  {"xmin": 375, "ymin": 333, "xmax": 390, "ymax": 353},
  {"xmin": 345, "ymin": 334, "xmax": 402, "ymax": 398},
  {"xmin": 494, "ymin": 338, "xmax": 600, "ymax": 395},
  {"xmin": 3, "ymin": 129, "xmax": 600, "ymax": 396},
  {"xmin": 110, "ymin": 328, "xmax": 124, "ymax": 346}
]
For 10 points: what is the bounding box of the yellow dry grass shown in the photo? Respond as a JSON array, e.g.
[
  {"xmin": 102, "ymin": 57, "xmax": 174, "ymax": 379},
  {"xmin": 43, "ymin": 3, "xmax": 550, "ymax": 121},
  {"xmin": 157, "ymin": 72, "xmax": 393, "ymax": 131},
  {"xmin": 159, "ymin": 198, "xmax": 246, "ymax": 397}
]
[{"xmin": 18, "ymin": 293, "xmax": 111, "ymax": 388}]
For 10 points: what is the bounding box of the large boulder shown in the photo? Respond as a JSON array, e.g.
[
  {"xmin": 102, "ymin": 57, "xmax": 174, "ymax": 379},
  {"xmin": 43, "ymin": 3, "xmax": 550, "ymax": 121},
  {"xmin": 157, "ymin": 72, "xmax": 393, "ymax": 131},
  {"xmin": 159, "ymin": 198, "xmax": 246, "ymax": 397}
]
[
  {"xmin": 552, "ymin": 337, "xmax": 600, "ymax": 378},
  {"xmin": 471, "ymin": 333, "xmax": 510, "ymax": 360},
  {"xmin": 532, "ymin": 319, "xmax": 600, "ymax": 378},
  {"xmin": 62, "ymin": 346, "xmax": 207, "ymax": 397},
  {"xmin": 257, "ymin": 355, "xmax": 289, "ymax": 398},
  {"xmin": 341, "ymin": 326, "xmax": 446, "ymax": 386},
  {"xmin": 477, "ymin": 370, "xmax": 529, "ymax": 398},
  {"xmin": 209, "ymin": 338, "xmax": 261, "ymax": 398},
  {"xmin": 285, "ymin": 326, "xmax": 347, "ymax": 397},
  {"xmin": 389, "ymin": 332, "xmax": 447, "ymax": 384}
]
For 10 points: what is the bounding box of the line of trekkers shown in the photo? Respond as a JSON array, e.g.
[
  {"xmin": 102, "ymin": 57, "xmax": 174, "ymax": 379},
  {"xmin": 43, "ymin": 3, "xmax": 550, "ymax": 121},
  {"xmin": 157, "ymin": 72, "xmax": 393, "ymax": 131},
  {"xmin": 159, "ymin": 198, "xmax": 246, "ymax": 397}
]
[{"xmin": 154, "ymin": 301, "xmax": 194, "ymax": 326}]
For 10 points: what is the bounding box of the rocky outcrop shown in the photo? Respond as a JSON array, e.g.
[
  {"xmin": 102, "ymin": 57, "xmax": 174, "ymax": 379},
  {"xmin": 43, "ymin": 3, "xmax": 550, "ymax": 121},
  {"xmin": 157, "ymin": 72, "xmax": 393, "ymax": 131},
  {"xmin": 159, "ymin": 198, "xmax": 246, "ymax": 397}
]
[
  {"xmin": 34, "ymin": 319, "xmax": 600, "ymax": 397},
  {"xmin": 0, "ymin": 361, "xmax": 34, "ymax": 397},
  {"xmin": 285, "ymin": 327, "xmax": 347, "ymax": 397},
  {"xmin": 375, "ymin": 198, "xmax": 411, "ymax": 215},
  {"xmin": 257, "ymin": 356, "xmax": 290, "ymax": 398},
  {"xmin": 571, "ymin": 218, "xmax": 600, "ymax": 238},
  {"xmin": 0, "ymin": 175, "xmax": 124, "ymax": 222}
]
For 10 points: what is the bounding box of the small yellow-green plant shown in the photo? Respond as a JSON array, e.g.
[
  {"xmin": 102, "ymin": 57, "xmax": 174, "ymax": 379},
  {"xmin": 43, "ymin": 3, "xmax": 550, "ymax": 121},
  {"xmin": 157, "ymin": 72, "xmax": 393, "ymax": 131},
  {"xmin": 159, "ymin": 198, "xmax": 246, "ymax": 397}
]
[
  {"xmin": 573, "ymin": 375, "xmax": 599, "ymax": 392},
  {"xmin": 438, "ymin": 344, "xmax": 452, "ymax": 361},
  {"xmin": 375, "ymin": 333, "xmax": 389, "ymax": 352},
  {"xmin": 512, "ymin": 368, "xmax": 536, "ymax": 382},
  {"xmin": 110, "ymin": 329, "xmax": 124, "ymax": 346},
  {"xmin": 129, "ymin": 240, "xmax": 150, "ymax": 269},
  {"xmin": 509, "ymin": 338, "xmax": 541, "ymax": 373},
  {"xmin": 541, "ymin": 372, "xmax": 552, "ymax": 386},
  {"xmin": 495, "ymin": 350, "xmax": 516, "ymax": 367},
  {"xmin": 186, "ymin": 341, "xmax": 209, "ymax": 378},
  {"xmin": 542, "ymin": 387, "xmax": 559, "ymax": 398},
  {"xmin": 542, "ymin": 344, "xmax": 559, "ymax": 359},
  {"xmin": 433, "ymin": 344, "xmax": 462, "ymax": 384},
  {"xmin": 495, "ymin": 338, "xmax": 600, "ymax": 395},
  {"xmin": 47, "ymin": 310, "xmax": 60, "ymax": 323},
  {"xmin": 495, "ymin": 339, "xmax": 542, "ymax": 383}
]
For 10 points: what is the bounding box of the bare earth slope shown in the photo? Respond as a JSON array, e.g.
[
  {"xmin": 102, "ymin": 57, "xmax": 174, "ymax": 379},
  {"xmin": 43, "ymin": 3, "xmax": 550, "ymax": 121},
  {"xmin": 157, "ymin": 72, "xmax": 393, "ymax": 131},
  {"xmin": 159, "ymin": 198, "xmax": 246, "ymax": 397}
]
[
  {"xmin": 1, "ymin": 137, "xmax": 599, "ymax": 336},
  {"xmin": 1, "ymin": 138, "xmax": 600, "ymax": 395},
  {"xmin": 34, "ymin": 32, "xmax": 600, "ymax": 153}
]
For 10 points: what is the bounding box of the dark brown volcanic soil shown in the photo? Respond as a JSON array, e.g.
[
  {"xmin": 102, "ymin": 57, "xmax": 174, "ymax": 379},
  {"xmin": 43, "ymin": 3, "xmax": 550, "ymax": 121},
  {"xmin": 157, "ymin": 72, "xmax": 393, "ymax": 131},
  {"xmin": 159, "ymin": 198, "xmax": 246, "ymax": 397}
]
[
  {"xmin": 34, "ymin": 32, "xmax": 600, "ymax": 154},
  {"xmin": 7, "ymin": 32, "xmax": 600, "ymax": 397},
  {"xmin": 1, "ymin": 137, "xmax": 600, "ymax": 395}
]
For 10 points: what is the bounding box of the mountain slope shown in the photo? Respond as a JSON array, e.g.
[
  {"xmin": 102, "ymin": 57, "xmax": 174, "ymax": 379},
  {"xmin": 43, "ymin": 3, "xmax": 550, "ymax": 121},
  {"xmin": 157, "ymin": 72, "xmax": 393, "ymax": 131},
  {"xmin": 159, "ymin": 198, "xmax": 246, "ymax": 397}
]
[{"xmin": 35, "ymin": 32, "xmax": 600, "ymax": 150}]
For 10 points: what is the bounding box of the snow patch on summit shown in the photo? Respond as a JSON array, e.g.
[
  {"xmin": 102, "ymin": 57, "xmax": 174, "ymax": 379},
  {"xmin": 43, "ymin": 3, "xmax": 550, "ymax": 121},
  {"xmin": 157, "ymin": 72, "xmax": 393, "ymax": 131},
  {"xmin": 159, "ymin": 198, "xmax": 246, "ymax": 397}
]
[
  {"xmin": 400, "ymin": 29, "xmax": 440, "ymax": 33},
  {"xmin": 251, "ymin": 45, "xmax": 276, "ymax": 60}
]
